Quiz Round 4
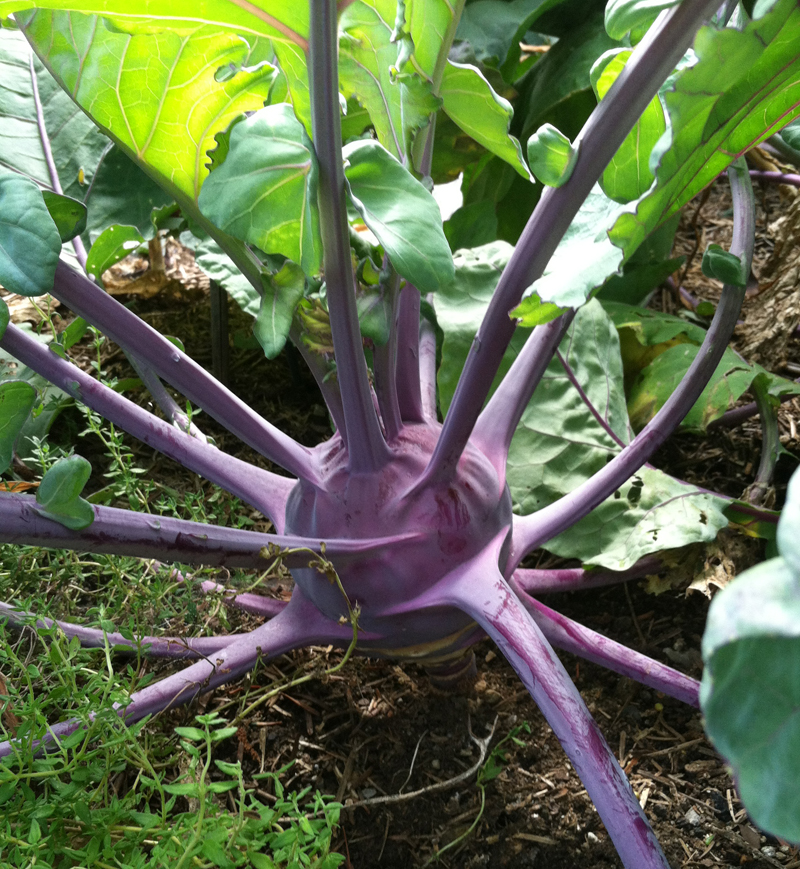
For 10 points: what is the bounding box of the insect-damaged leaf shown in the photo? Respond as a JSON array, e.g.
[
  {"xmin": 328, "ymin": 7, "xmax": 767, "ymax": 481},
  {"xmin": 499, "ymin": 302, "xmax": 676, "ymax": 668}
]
[
  {"xmin": 34, "ymin": 454, "xmax": 94, "ymax": 530},
  {"xmin": 343, "ymin": 140, "xmax": 454, "ymax": 294},
  {"xmin": 199, "ymin": 105, "xmax": 322, "ymax": 276}
]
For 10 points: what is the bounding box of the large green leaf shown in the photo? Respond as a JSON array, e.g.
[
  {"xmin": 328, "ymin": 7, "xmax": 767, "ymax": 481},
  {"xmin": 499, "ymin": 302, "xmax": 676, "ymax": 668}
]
[
  {"xmin": 0, "ymin": 167, "xmax": 61, "ymax": 296},
  {"xmin": 34, "ymin": 454, "xmax": 94, "ymax": 530},
  {"xmin": 436, "ymin": 262, "xmax": 727, "ymax": 566},
  {"xmin": 192, "ymin": 236, "xmax": 261, "ymax": 318},
  {"xmin": 0, "ymin": 26, "xmax": 109, "ymax": 201},
  {"xmin": 610, "ymin": 0, "xmax": 800, "ymax": 258},
  {"xmin": 545, "ymin": 466, "xmax": 729, "ymax": 570},
  {"xmin": 19, "ymin": 9, "xmax": 278, "ymax": 208},
  {"xmin": 701, "ymin": 466, "xmax": 800, "ymax": 843},
  {"xmin": 198, "ymin": 104, "xmax": 322, "ymax": 276},
  {"xmin": 440, "ymin": 62, "xmax": 531, "ymax": 179},
  {"xmin": 406, "ymin": 0, "xmax": 455, "ymax": 79},
  {"xmin": 512, "ymin": 185, "xmax": 625, "ymax": 318},
  {"xmin": 338, "ymin": 0, "xmax": 440, "ymax": 162},
  {"xmin": 0, "ymin": 380, "xmax": 37, "ymax": 474},
  {"xmin": 343, "ymin": 140, "xmax": 454, "ymax": 294}
]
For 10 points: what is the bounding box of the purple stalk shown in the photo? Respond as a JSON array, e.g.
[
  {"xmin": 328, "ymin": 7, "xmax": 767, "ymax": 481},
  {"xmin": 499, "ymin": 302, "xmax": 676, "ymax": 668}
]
[
  {"xmin": 748, "ymin": 169, "xmax": 800, "ymax": 187},
  {"xmin": 707, "ymin": 385, "xmax": 799, "ymax": 430},
  {"xmin": 424, "ymin": 0, "xmax": 720, "ymax": 483},
  {"xmin": 0, "ymin": 493, "xmax": 422, "ymax": 569},
  {"xmin": 510, "ymin": 158, "xmax": 755, "ymax": 568},
  {"xmin": 437, "ymin": 545, "xmax": 670, "ymax": 869},
  {"xmin": 745, "ymin": 375, "xmax": 780, "ymax": 506},
  {"xmin": 0, "ymin": 590, "xmax": 360, "ymax": 759},
  {"xmin": 394, "ymin": 283, "xmax": 425, "ymax": 423},
  {"xmin": 48, "ymin": 261, "xmax": 320, "ymax": 485},
  {"xmin": 508, "ymin": 581, "xmax": 700, "ymax": 707},
  {"xmin": 289, "ymin": 323, "xmax": 345, "ymax": 433},
  {"xmin": 0, "ymin": 601, "xmax": 241, "ymax": 659},
  {"xmin": 513, "ymin": 555, "xmax": 663, "ymax": 594},
  {"xmin": 196, "ymin": 579, "xmax": 288, "ymax": 617},
  {"xmin": 372, "ymin": 271, "xmax": 402, "ymax": 440},
  {"xmin": 0, "ymin": 322, "xmax": 293, "ymax": 526},
  {"xmin": 126, "ymin": 352, "xmax": 208, "ymax": 442},
  {"xmin": 472, "ymin": 313, "xmax": 574, "ymax": 476},
  {"xmin": 309, "ymin": 0, "xmax": 389, "ymax": 472},
  {"xmin": 419, "ymin": 313, "xmax": 438, "ymax": 421}
]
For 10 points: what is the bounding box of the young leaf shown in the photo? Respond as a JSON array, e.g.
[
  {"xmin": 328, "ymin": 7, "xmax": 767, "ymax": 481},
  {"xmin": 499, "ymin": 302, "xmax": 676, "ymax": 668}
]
[
  {"xmin": 198, "ymin": 104, "xmax": 322, "ymax": 277},
  {"xmin": 604, "ymin": 0, "xmax": 680, "ymax": 41},
  {"xmin": 440, "ymin": 62, "xmax": 531, "ymax": 180},
  {"xmin": 34, "ymin": 454, "xmax": 94, "ymax": 530},
  {"xmin": 85, "ymin": 225, "xmax": 145, "ymax": 284},
  {"xmin": 610, "ymin": 0, "xmax": 800, "ymax": 259},
  {"xmin": 254, "ymin": 262, "xmax": 306, "ymax": 360},
  {"xmin": 701, "ymin": 244, "xmax": 748, "ymax": 287},
  {"xmin": 702, "ymin": 466, "xmax": 800, "ymax": 842},
  {"xmin": 41, "ymin": 191, "xmax": 87, "ymax": 242},
  {"xmin": 338, "ymin": 0, "xmax": 440, "ymax": 162},
  {"xmin": 0, "ymin": 381, "xmax": 37, "ymax": 474},
  {"xmin": 525, "ymin": 123, "xmax": 578, "ymax": 187},
  {"xmin": 343, "ymin": 140, "xmax": 454, "ymax": 294},
  {"xmin": 591, "ymin": 49, "xmax": 666, "ymax": 203},
  {"xmin": 0, "ymin": 168, "xmax": 61, "ymax": 296}
]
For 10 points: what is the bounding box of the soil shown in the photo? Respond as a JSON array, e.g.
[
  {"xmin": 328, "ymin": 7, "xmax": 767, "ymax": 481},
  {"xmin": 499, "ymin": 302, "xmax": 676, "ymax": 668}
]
[{"xmin": 4, "ymin": 153, "xmax": 800, "ymax": 869}]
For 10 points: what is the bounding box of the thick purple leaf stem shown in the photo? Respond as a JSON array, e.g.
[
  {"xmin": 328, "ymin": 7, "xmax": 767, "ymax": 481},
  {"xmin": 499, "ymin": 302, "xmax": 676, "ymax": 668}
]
[
  {"xmin": 395, "ymin": 283, "xmax": 425, "ymax": 423},
  {"xmin": 0, "ymin": 493, "xmax": 421, "ymax": 570},
  {"xmin": 0, "ymin": 322, "xmax": 293, "ymax": 524},
  {"xmin": 372, "ymin": 271, "xmax": 403, "ymax": 440},
  {"xmin": 0, "ymin": 591, "xmax": 356, "ymax": 760},
  {"xmin": 424, "ymin": 0, "xmax": 719, "ymax": 484},
  {"xmin": 195, "ymin": 579, "xmax": 288, "ymax": 617},
  {"xmin": 47, "ymin": 261, "xmax": 319, "ymax": 485},
  {"xmin": 443, "ymin": 555, "xmax": 670, "ymax": 869},
  {"xmin": 513, "ymin": 555, "xmax": 663, "ymax": 594},
  {"xmin": 508, "ymin": 580, "xmax": 700, "ymax": 707},
  {"xmin": 510, "ymin": 159, "xmax": 755, "ymax": 569},
  {"xmin": 0, "ymin": 601, "xmax": 242, "ymax": 659},
  {"xmin": 309, "ymin": 0, "xmax": 389, "ymax": 472},
  {"xmin": 419, "ymin": 313, "xmax": 438, "ymax": 421},
  {"xmin": 472, "ymin": 313, "xmax": 574, "ymax": 476}
]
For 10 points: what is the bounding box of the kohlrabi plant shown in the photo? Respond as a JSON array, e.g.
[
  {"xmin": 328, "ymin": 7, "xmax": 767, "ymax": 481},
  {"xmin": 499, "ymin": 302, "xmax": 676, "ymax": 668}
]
[{"xmin": 1, "ymin": 0, "xmax": 800, "ymax": 866}]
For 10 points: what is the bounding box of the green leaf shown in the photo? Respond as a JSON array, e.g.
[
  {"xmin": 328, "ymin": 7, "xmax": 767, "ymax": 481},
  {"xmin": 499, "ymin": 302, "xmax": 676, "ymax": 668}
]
[
  {"xmin": 0, "ymin": 168, "xmax": 61, "ymax": 296},
  {"xmin": 781, "ymin": 117, "xmax": 800, "ymax": 151},
  {"xmin": 84, "ymin": 146, "xmax": 174, "ymax": 243},
  {"xmin": 440, "ymin": 61, "xmax": 531, "ymax": 179},
  {"xmin": 0, "ymin": 26, "xmax": 109, "ymax": 204},
  {"xmin": 41, "ymin": 191, "xmax": 87, "ymax": 242},
  {"xmin": 338, "ymin": 0, "xmax": 440, "ymax": 162},
  {"xmin": 591, "ymin": 49, "xmax": 666, "ymax": 203},
  {"xmin": 254, "ymin": 262, "xmax": 306, "ymax": 359},
  {"xmin": 701, "ymin": 244, "xmax": 748, "ymax": 287},
  {"xmin": 610, "ymin": 0, "xmax": 800, "ymax": 260},
  {"xmin": 192, "ymin": 236, "xmax": 261, "ymax": 318},
  {"xmin": 34, "ymin": 454, "xmax": 94, "ymax": 530},
  {"xmin": 0, "ymin": 297, "xmax": 7, "ymax": 339},
  {"xmin": 0, "ymin": 381, "xmax": 37, "ymax": 474},
  {"xmin": 510, "ymin": 292, "xmax": 567, "ymax": 328},
  {"xmin": 513, "ymin": 185, "xmax": 625, "ymax": 312},
  {"xmin": 163, "ymin": 782, "xmax": 202, "ymax": 796},
  {"xmin": 702, "ymin": 467, "xmax": 800, "ymax": 841},
  {"xmin": 85, "ymin": 225, "xmax": 145, "ymax": 284},
  {"xmin": 343, "ymin": 140, "xmax": 454, "ymax": 293},
  {"xmin": 198, "ymin": 104, "xmax": 322, "ymax": 276},
  {"xmin": 604, "ymin": 0, "xmax": 679, "ymax": 41},
  {"xmin": 525, "ymin": 123, "xmax": 577, "ymax": 187},
  {"xmin": 19, "ymin": 9, "xmax": 278, "ymax": 207},
  {"xmin": 406, "ymin": 0, "xmax": 456, "ymax": 79},
  {"xmin": 173, "ymin": 726, "xmax": 206, "ymax": 741}
]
